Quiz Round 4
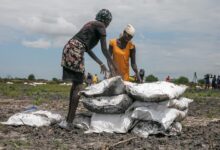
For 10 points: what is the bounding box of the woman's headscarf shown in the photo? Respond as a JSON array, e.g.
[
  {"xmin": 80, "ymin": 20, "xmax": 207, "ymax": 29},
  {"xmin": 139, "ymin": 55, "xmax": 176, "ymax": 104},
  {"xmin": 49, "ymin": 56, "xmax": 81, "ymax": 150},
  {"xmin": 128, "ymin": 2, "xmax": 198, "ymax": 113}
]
[
  {"xmin": 124, "ymin": 24, "xmax": 135, "ymax": 36},
  {"xmin": 95, "ymin": 9, "xmax": 112, "ymax": 25}
]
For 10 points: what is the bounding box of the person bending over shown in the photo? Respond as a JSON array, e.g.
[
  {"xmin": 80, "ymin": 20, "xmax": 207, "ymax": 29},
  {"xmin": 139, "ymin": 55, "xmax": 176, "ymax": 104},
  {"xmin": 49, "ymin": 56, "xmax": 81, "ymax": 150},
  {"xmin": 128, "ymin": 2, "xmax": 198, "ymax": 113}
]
[{"xmin": 60, "ymin": 9, "xmax": 117, "ymax": 130}]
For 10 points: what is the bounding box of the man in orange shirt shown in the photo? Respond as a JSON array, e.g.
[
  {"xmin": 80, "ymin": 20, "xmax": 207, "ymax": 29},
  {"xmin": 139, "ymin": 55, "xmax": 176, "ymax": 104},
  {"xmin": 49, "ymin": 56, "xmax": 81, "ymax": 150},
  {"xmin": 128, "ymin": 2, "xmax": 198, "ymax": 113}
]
[{"xmin": 108, "ymin": 24, "xmax": 141, "ymax": 82}]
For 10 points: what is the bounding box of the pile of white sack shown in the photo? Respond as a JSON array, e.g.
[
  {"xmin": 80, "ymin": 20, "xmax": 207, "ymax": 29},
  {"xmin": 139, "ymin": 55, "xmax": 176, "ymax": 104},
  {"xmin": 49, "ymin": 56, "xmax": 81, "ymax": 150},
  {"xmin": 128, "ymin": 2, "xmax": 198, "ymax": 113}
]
[
  {"xmin": 79, "ymin": 76, "xmax": 193, "ymax": 138},
  {"xmin": 1, "ymin": 110, "xmax": 62, "ymax": 127}
]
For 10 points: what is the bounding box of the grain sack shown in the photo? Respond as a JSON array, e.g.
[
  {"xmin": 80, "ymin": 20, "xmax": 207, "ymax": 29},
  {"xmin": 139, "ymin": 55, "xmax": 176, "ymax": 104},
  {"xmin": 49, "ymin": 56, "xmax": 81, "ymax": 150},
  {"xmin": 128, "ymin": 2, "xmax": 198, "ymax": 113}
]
[
  {"xmin": 125, "ymin": 81, "xmax": 187, "ymax": 102},
  {"xmin": 86, "ymin": 112, "xmax": 133, "ymax": 133},
  {"xmin": 80, "ymin": 76, "xmax": 125, "ymax": 97},
  {"xmin": 81, "ymin": 94, "xmax": 133, "ymax": 114}
]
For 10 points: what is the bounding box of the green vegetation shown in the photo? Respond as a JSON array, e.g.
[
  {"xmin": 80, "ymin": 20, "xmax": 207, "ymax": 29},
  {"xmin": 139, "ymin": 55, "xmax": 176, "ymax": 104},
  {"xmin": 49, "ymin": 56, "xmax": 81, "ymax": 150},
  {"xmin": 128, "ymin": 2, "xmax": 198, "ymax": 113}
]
[
  {"xmin": 183, "ymin": 88, "xmax": 220, "ymax": 99},
  {"xmin": 0, "ymin": 83, "xmax": 70, "ymax": 101},
  {"xmin": 145, "ymin": 74, "xmax": 159, "ymax": 82},
  {"xmin": 27, "ymin": 74, "xmax": 36, "ymax": 81},
  {"xmin": 173, "ymin": 76, "xmax": 189, "ymax": 84}
]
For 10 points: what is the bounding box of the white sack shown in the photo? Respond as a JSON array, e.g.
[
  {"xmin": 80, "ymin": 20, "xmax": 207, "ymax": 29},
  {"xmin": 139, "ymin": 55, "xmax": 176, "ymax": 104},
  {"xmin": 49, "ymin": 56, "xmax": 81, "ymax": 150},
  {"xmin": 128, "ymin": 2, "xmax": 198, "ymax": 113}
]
[
  {"xmin": 132, "ymin": 121, "xmax": 183, "ymax": 138},
  {"xmin": 80, "ymin": 76, "xmax": 125, "ymax": 97},
  {"xmin": 175, "ymin": 109, "xmax": 188, "ymax": 122},
  {"xmin": 131, "ymin": 121, "xmax": 165, "ymax": 138},
  {"xmin": 72, "ymin": 113, "xmax": 91, "ymax": 130},
  {"xmin": 81, "ymin": 94, "xmax": 133, "ymax": 114},
  {"xmin": 166, "ymin": 97, "xmax": 193, "ymax": 111},
  {"xmin": 1, "ymin": 110, "xmax": 62, "ymax": 127},
  {"xmin": 86, "ymin": 113, "xmax": 133, "ymax": 133},
  {"xmin": 125, "ymin": 81, "xmax": 187, "ymax": 102},
  {"xmin": 131, "ymin": 105, "xmax": 187, "ymax": 130},
  {"xmin": 168, "ymin": 122, "xmax": 182, "ymax": 136}
]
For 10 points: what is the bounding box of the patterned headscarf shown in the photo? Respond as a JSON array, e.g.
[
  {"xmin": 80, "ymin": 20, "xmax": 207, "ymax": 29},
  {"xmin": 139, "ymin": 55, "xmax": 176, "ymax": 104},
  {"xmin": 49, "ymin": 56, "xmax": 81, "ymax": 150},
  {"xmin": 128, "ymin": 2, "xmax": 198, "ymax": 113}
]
[{"xmin": 95, "ymin": 9, "xmax": 112, "ymax": 25}]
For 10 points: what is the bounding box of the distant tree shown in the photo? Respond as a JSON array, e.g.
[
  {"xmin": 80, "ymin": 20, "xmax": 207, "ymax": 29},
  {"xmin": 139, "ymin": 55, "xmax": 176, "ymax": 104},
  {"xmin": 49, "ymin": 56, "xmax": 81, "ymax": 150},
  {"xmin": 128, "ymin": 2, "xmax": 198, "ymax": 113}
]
[
  {"xmin": 28, "ymin": 74, "xmax": 35, "ymax": 81},
  {"xmin": 51, "ymin": 77, "xmax": 61, "ymax": 84},
  {"xmin": 145, "ymin": 74, "xmax": 158, "ymax": 82},
  {"xmin": 198, "ymin": 79, "xmax": 205, "ymax": 85},
  {"xmin": 173, "ymin": 76, "xmax": 189, "ymax": 84}
]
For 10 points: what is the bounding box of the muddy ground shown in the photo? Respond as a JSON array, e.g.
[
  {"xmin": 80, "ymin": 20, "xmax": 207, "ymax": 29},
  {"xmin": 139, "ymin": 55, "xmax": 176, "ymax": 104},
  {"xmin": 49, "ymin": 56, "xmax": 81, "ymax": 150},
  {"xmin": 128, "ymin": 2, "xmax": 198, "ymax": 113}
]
[{"xmin": 0, "ymin": 97, "xmax": 219, "ymax": 150}]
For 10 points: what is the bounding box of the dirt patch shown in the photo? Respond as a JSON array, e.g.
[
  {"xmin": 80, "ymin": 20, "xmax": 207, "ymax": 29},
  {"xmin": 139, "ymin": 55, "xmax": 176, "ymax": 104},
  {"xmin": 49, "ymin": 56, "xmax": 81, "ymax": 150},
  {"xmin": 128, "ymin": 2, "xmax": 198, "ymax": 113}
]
[{"xmin": 0, "ymin": 98, "xmax": 220, "ymax": 149}]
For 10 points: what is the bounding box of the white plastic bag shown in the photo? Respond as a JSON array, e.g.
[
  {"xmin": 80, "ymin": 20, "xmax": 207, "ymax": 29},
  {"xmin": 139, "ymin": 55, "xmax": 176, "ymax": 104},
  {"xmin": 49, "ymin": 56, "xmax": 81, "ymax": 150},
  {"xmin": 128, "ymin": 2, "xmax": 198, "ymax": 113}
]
[
  {"xmin": 80, "ymin": 76, "xmax": 125, "ymax": 97},
  {"xmin": 86, "ymin": 112, "xmax": 133, "ymax": 133},
  {"xmin": 1, "ymin": 110, "xmax": 62, "ymax": 127},
  {"xmin": 125, "ymin": 81, "xmax": 187, "ymax": 102},
  {"xmin": 131, "ymin": 105, "xmax": 187, "ymax": 130},
  {"xmin": 166, "ymin": 97, "xmax": 193, "ymax": 111},
  {"xmin": 81, "ymin": 94, "xmax": 133, "ymax": 114},
  {"xmin": 131, "ymin": 121, "xmax": 165, "ymax": 138}
]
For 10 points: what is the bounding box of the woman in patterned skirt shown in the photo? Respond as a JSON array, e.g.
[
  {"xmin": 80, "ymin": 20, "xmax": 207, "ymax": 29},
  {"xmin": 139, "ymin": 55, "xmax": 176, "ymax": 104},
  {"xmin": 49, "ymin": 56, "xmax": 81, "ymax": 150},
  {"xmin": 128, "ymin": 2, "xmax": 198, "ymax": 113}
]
[{"xmin": 59, "ymin": 9, "xmax": 117, "ymax": 130}]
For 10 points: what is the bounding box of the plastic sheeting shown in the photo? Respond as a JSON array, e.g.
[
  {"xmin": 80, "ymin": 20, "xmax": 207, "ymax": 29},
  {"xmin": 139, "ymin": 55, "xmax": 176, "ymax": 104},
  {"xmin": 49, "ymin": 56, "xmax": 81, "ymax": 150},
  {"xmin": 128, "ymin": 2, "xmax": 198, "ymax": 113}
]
[
  {"xmin": 80, "ymin": 76, "xmax": 125, "ymax": 97},
  {"xmin": 125, "ymin": 81, "xmax": 187, "ymax": 102},
  {"xmin": 81, "ymin": 94, "xmax": 133, "ymax": 114},
  {"xmin": 1, "ymin": 110, "xmax": 62, "ymax": 127}
]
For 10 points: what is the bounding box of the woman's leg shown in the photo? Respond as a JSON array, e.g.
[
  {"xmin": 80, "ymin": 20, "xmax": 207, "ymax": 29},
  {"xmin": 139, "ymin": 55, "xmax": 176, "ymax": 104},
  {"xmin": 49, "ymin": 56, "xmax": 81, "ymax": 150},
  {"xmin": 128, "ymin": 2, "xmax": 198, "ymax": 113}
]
[{"xmin": 66, "ymin": 81, "xmax": 83, "ymax": 123}]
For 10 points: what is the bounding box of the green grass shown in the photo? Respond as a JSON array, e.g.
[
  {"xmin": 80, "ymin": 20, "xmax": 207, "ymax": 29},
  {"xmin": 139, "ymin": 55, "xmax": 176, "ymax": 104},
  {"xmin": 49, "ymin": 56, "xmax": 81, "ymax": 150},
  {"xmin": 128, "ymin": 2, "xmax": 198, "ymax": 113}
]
[
  {"xmin": 183, "ymin": 89, "xmax": 220, "ymax": 99},
  {"xmin": 2, "ymin": 139, "xmax": 31, "ymax": 149},
  {"xmin": 1, "ymin": 82, "xmax": 220, "ymax": 102},
  {"xmin": 0, "ymin": 83, "xmax": 70, "ymax": 101}
]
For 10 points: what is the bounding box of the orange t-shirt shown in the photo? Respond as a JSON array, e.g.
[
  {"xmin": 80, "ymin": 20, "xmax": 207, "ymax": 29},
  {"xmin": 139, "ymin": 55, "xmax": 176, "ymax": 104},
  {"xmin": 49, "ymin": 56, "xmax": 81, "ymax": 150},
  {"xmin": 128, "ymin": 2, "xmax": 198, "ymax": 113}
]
[{"xmin": 109, "ymin": 39, "xmax": 135, "ymax": 81}]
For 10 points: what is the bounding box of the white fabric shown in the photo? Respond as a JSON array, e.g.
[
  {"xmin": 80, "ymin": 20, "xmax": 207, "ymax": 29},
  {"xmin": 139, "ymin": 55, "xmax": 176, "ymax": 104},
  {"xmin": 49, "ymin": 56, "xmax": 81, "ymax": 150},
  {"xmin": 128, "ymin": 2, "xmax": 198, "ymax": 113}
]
[
  {"xmin": 125, "ymin": 81, "xmax": 187, "ymax": 102},
  {"xmin": 1, "ymin": 110, "xmax": 62, "ymax": 127},
  {"xmin": 86, "ymin": 112, "xmax": 133, "ymax": 133},
  {"xmin": 124, "ymin": 24, "xmax": 135, "ymax": 36}
]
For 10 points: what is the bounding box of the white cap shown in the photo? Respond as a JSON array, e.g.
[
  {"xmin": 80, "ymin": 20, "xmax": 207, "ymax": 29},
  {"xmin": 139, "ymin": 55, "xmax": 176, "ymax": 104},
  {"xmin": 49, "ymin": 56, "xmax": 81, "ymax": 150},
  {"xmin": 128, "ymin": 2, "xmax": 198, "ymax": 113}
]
[{"xmin": 124, "ymin": 24, "xmax": 135, "ymax": 36}]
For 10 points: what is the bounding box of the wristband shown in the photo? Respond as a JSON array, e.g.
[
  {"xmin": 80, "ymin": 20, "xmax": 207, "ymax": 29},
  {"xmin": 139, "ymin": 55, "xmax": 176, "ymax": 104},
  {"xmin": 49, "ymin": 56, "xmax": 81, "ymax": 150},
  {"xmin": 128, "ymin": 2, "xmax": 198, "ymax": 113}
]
[{"xmin": 100, "ymin": 64, "xmax": 104, "ymax": 66}]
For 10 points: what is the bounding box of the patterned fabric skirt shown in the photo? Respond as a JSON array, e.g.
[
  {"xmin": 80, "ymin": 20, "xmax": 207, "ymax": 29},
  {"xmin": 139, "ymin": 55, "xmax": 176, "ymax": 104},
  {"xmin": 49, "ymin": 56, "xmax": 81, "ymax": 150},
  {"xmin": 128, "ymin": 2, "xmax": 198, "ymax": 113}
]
[
  {"xmin": 61, "ymin": 39, "xmax": 86, "ymax": 73},
  {"xmin": 61, "ymin": 39, "xmax": 86, "ymax": 83}
]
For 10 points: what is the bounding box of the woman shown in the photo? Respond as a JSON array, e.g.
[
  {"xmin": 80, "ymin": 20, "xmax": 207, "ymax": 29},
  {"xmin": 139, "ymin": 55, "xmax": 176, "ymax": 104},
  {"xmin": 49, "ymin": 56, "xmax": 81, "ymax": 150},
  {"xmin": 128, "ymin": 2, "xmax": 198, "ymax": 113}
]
[
  {"xmin": 109, "ymin": 24, "xmax": 141, "ymax": 82},
  {"xmin": 60, "ymin": 9, "xmax": 117, "ymax": 130}
]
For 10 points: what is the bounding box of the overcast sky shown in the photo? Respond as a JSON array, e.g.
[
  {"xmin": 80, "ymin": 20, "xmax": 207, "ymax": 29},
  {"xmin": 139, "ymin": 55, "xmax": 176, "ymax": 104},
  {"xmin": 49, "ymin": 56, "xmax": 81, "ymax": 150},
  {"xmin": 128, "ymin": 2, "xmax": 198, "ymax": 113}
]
[{"xmin": 0, "ymin": 0, "xmax": 219, "ymax": 80}]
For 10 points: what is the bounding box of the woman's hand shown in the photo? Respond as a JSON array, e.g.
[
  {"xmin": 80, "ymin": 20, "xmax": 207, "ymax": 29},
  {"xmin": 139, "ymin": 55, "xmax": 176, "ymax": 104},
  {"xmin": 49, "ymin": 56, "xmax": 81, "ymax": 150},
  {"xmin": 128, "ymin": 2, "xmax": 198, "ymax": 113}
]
[
  {"xmin": 108, "ymin": 63, "xmax": 120, "ymax": 77},
  {"xmin": 100, "ymin": 64, "xmax": 108, "ymax": 76},
  {"xmin": 136, "ymin": 73, "xmax": 142, "ymax": 83}
]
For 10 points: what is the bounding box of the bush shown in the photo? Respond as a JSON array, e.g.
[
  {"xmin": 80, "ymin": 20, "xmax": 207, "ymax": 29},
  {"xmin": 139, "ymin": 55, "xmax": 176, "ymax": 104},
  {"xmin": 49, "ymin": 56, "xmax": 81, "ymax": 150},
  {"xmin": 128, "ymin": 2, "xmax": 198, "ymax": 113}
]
[
  {"xmin": 145, "ymin": 74, "xmax": 158, "ymax": 82},
  {"xmin": 173, "ymin": 76, "xmax": 189, "ymax": 84},
  {"xmin": 28, "ymin": 74, "xmax": 35, "ymax": 81}
]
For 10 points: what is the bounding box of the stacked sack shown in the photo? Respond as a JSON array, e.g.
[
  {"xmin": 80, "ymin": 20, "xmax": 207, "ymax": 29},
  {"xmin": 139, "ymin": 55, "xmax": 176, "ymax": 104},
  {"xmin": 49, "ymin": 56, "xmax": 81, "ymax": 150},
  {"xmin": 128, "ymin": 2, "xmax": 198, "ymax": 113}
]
[
  {"xmin": 80, "ymin": 76, "xmax": 134, "ymax": 133},
  {"xmin": 124, "ymin": 81, "xmax": 193, "ymax": 137},
  {"xmin": 79, "ymin": 76, "xmax": 193, "ymax": 138}
]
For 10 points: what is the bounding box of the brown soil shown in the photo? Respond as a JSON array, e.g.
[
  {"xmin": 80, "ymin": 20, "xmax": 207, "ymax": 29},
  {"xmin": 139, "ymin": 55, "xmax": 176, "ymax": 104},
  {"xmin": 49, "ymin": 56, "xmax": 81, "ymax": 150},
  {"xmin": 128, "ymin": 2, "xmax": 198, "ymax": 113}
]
[{"xmin": 0, "ymin": 98, "xmax": 219, "ymax": 150}]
